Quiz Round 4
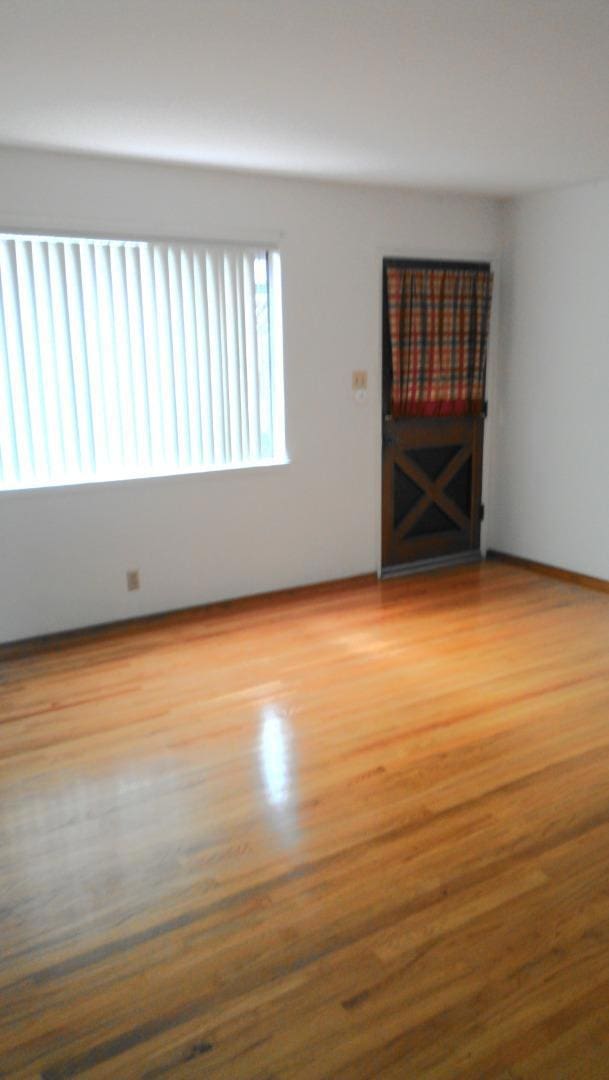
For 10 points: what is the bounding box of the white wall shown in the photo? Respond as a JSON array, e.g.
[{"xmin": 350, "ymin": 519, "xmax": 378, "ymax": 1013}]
[
  {"xmin": 489, "ymin": 182, "xmax": 609, "ymax": 580},
  {"xmin": 0, "ymin": 148, "xmax": 500, "ymax": 642}
]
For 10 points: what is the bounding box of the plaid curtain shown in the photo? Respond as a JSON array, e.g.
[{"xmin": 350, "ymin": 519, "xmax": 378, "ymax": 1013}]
[{"xmin": 386, "ymin": 265, "xmax": 493, "ymax": 418}]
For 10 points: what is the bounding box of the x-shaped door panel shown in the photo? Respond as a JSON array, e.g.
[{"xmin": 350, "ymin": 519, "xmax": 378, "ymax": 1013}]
[{"xmin": 393, "ymin": 443, "xmax": 472, "ymax": 541}]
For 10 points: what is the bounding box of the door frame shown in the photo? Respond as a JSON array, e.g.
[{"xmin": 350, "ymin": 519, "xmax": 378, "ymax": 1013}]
[{"xmin": 374, "ymin": 247, "xmax": 500, "ymax": 577}]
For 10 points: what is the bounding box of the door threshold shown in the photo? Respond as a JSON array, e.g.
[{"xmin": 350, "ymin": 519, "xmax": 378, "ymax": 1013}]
[{"xmin": 380, "ymin": 550, "xmax": 482, "ymax": 580}]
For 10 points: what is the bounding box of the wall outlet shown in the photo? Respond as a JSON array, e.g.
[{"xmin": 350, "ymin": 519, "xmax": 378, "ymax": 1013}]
[
  {"xmin": 126, "ymin": 569, "xmax": 140, "ymax": 592},
  {"xmin": 352, "ymin": 370, "xmax": 368, "ymax": 391}
]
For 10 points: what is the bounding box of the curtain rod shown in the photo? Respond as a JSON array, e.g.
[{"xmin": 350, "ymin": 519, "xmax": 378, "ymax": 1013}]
[{"xmin": 383, "ymin": 256, "xmax": 491, "ymax": 272}]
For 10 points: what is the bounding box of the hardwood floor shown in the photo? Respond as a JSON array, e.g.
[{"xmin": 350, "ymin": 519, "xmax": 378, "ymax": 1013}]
[{"xmin": 2, "ymin": 561, "xmax": 609, "ymax": 1078}]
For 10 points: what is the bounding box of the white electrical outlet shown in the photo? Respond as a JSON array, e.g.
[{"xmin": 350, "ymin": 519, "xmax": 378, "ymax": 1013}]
[{"xmin": 126, "ymin": 569, "xmax": 140, "ymax": 592}]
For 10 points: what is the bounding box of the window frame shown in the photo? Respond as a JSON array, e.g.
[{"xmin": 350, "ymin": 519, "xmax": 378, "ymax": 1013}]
[{"xmin": 0, "ymin": 227, "xmax": 288, "ymax": 496}]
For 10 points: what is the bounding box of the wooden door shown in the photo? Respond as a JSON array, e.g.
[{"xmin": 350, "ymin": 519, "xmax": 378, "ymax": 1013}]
[
  {"xmin": 381, "ymin": 257, "xmax": 490, "ymax": 573},
  {"xmin": 382, "ymin": 414, "xmax": 484, "ymax": 569}
]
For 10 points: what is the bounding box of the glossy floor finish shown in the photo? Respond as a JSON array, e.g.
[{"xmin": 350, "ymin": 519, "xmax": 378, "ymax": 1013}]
[{"xmin": 3, "ymin": 563, "xmax": 609, "ymax": 1078}]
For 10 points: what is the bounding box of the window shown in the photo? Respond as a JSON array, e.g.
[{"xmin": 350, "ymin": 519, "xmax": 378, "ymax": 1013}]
[{"xmin": 0, "ymin": 233, "xmax": 286, "ymax": 491}]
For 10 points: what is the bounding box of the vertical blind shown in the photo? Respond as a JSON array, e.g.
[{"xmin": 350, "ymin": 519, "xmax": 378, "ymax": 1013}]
[{"xmin": 0, "ymin": 234, "xmax": 285, "ymax": 490}]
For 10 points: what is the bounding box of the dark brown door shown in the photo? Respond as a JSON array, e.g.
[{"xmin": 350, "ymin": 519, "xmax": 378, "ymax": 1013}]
[
  {"xmin": 381, "ymin": 257, "xmax": 490, "ymax": 573},
  {"xmin": 382, "ymin": 414, "xmax": 484, "ymax": 569}
]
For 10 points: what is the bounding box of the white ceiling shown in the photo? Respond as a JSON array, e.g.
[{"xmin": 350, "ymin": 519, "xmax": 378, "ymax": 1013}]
[{"xmin": 1, "ymin": 0, "xmax": 608, "ymax": 196}]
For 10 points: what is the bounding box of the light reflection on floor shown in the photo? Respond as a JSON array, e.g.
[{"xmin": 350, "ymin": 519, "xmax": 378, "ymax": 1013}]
[
  {"xmin": 258, "ymin": 705, "xmax": 300, "ymax": 846},
  {"xmin": 259, "ymin": 706, "xmax": 290, "ymax": 806}
]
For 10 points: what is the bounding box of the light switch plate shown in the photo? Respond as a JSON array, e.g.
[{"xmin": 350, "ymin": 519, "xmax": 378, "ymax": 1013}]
[{"xmin": 126, "ymin": 569, "xmax": 140, "ymax": 591}]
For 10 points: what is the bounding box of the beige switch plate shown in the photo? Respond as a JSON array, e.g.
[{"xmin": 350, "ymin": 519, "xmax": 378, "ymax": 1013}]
[
  {"xmin": 352, "ymin": 370, "xmax": 368, "ymax": 391},
  {"xmin": 126, "ymin": 569, "xmax": 140, "ymax": 592}
]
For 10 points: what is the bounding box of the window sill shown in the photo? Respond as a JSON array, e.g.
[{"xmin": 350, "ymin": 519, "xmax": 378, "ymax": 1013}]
[{"xmin": 0, "ymin": 457, "xmax": 291, "ymax": 498}]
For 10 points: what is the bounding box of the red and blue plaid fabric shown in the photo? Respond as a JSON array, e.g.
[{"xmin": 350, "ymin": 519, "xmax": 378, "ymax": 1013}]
[{"xmin": 386, "ymin": 266, "xmax": 493, "ymax": 418}]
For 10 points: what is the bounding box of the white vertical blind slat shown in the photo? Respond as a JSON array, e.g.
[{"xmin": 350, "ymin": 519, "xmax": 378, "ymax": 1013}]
[
  {"xmin": 14, "ymin": 242, "xmax": 49, "ymax": 480},
  {"xmin": 234, "ymin": 253, "xmax": 250, "ymax": 459},
  {"xmin": 0, "ymin": 234, "xmax": 283, "ymax": 490},
  {"xmin": 124, "ymin": 245, "xmax": 152, "ymax": 468},
  {"xmin": 223, "ymin": 252, "xmax": 242, "ymax": 462},
  {"xmin": 109, "ymin": 245, "xmax": 137, "ymax": 470},
  {"xmin": 30, "ymin": 241, "xmax": 65, "ymax": 476},
  {"xmin": 207, "ymin": 249, "xmax": 230, "ymax": 465},
  {"xmin": 179, "ymin": 251, "xmax": 203, "ymax": 467},
  {"xmin": 243, "ymin": 253, "xmax": 261, "ymax": 460},
  {"xmin": 1, "ymin": 243, "xmax": 33, "ymax": 480},
  {"xmin": 64, "ymin": 242, "xmax": 95, "ymax": 474},
  {"xmin": 94, "ymin": 243, "xmax": 124, "ymax": 468},
  {"xmin": 152, "ymin": 245, "xmax": 178, "ymax": 464},
  {"xmin": 255, "ymin": 254, "xmax": 273, "ymax": 457},
  {"xmin": 269, "ymin": 251, "xmax": 286, "ymax": 459},
  {"xmin": 48, "ymin": 242, "xmax": 80, "ymax": 473},
  {"xmin": 79, "ymin": 241, "xmax": 108, "ymax": 469},
  {"xmin": 139, "ymin": 245, "xmax": 163, "ymax": 469},
  {"xmin": 192, "ymin": 250, "xmax": 216, "ymax": 465},
  {"xmin": 167, "ymin": 246, "xmax": 190, "ymax": 467},
  {"xmin": 0, "ymin": 273, "xmax": 19, "ymax": 484}
]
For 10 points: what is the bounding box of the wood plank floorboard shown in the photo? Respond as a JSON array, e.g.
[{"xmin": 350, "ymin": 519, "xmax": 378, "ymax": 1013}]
[{"xmin": 2, "ymin": 562, "xmax": 609, "ymax": 1077}]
